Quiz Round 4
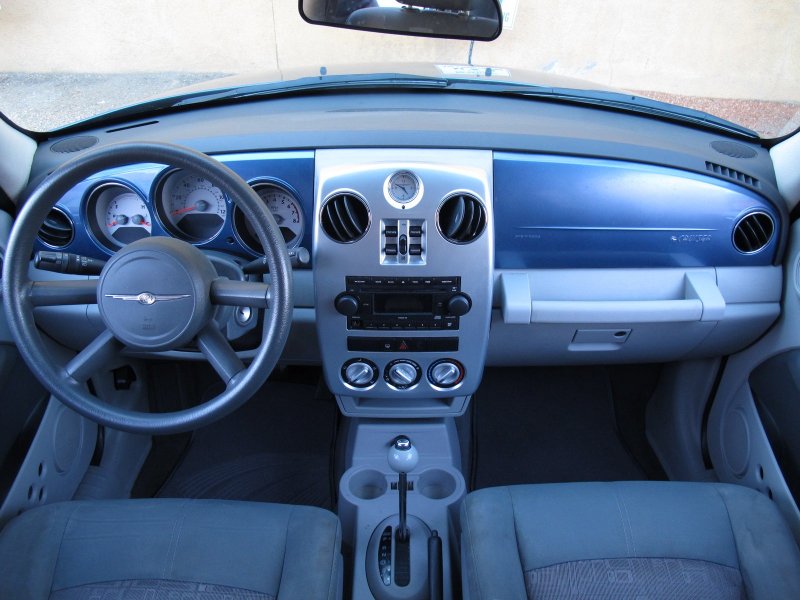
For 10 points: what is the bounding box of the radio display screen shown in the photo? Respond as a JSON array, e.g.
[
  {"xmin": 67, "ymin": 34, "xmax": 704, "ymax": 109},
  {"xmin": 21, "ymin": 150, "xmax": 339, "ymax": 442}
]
[{"xmin": 373, "ymin": 293, "xmax": 434, "ymax": 315}]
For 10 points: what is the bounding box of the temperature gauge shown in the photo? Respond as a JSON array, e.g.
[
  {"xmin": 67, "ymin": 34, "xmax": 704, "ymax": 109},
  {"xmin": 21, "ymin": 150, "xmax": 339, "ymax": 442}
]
[{"xmin": 88, "ymin": 183, "xmax": 152, "ymax": 249}]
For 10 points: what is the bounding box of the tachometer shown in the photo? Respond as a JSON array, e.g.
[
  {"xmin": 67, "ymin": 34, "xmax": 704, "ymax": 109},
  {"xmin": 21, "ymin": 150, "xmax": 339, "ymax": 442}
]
[
  {"xmin": 88, "ymin": 183, "xmax": 152, "ymax": 250},
  {"xmin": 234, "ymin": 182, "xmax": 304, "ymax": 253},
  {"xmin": 157, "ymin": 170, "xmax": 227, "ymax": 242}
]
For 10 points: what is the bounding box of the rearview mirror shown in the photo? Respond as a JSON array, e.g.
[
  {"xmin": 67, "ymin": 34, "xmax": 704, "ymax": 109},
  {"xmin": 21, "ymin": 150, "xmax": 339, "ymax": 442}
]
[{"xmin": 300, "ymin": 0, "xmax": 502, "ymax": 41}]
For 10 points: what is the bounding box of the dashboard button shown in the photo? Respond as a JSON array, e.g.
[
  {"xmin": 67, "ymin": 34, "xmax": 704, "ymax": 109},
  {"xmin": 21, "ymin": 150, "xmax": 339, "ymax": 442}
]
[
  {"xmin": 428, "ymin": 360, "xmax": 464, "ymax": 388},
  {"xmin": 342, "ymin": 358, "xmax": 378, "ymax": 388},
  {"xmin": 399, "ymin": 235, "xmax": 408, "ymax": 255},
  {"xmin": 384, "ymin": 225, "xmax": 399, "ymax": 237},
  {"xmin": 409, "ymin": 244, "xmax": 422, "ymax": 255},
  {"xmin": 409, "ymin": 225, "xmax": 422, "ymax": 237},
  {"xmin": 385, "ymin": 244, "xmax": 398, "ymax": 256},
  {"xmin": 335, "ymin": 293, "xmax": 360, "ymax": 316},
  {"xmin": 385, "ymin": 360, "xmax": 421, "ymax": 389}
]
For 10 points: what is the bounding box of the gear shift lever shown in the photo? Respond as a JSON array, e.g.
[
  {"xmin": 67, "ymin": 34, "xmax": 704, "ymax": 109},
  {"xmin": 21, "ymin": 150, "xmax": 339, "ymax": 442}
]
[{"xmin": 388, "ymin": 436, "xmax": 419, "ymax": 543}]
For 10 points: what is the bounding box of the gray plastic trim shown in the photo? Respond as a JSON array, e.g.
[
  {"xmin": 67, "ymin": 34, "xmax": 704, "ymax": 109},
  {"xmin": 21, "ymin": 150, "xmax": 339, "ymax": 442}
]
[
  {"xmin": 770, "ymin": 131, "xmax": 800, "ymax": 211},
  {"xmin": 488, "ymin": 267, "xmax": 780, "ymax": 365},
  {"xmin": 0, "ymin": 398, "xmax": 97, "ymax": 526},
  {"xmin": 708, "ymin": 219, "xmax": 800, "ymax": 541},
  {"xmin": 0, "ymin": 118, "xmax": 35, "ymax": 200},
  {"xmin": 338, "ymin": 420, "xmax": 464, "ymax": 600},
  {"xmin": 313, "ymin": 149, "xmax": 494, "ymax": 415}
]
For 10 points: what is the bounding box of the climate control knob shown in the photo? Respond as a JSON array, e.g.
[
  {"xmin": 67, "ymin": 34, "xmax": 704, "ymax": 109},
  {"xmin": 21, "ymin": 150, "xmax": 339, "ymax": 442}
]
[
  {"xmin": 428, "ymin": 359, "xmax": 464, "ymax": 388},
  {"xmin": 342, "ymin": 358, "xmax": 378, "ymax": 388},
  {"xmin": 334, "ymin": 293, "xmax": 360, "ymax": 316},
  {"xmin": 385, "ymin": 360, "xmax": 421, "ymax": 389},
  {"xmin": 447, "ymin": 293, "xmax": 471, "ymax": 317}
]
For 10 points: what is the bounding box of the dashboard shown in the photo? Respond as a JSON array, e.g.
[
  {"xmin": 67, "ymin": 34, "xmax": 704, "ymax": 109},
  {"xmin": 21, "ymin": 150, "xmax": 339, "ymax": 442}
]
[{"xmin": 27, "ymin": 89, "xmax": 787, "ymax": 417}]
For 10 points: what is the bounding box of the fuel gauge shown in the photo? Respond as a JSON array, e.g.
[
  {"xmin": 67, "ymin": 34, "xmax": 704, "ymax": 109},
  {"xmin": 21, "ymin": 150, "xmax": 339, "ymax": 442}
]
[{"xmin": 88, "ymin": 183, "xmax": 152, "ymax": 250}]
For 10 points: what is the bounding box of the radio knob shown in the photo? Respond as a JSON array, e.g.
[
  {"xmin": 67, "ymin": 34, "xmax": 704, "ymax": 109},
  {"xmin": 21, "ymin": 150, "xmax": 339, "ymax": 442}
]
[
  {"xmin": 386, "ymin": 360, "xmax": 421, "ymax": 389},
  {"xmin": 428, "ymin": 360, "xmax": 464, "ymax": 388},
  {"xmin": 447, "ymin": 293, "xmax": 471, "ymax": 317},
  {"xmin": 343, "ymin": 359, "xmax": 377, "ymax": 388},
  {"xmin": 334, "ymin": 293, "xmax": 360, "ymax": 316}
]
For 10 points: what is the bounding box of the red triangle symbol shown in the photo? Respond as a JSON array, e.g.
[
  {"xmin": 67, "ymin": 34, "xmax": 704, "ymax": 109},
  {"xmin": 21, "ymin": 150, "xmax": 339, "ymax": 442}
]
[{"xmin": 399, "ymin": 341, "xmax": 409, "ymax": 351}]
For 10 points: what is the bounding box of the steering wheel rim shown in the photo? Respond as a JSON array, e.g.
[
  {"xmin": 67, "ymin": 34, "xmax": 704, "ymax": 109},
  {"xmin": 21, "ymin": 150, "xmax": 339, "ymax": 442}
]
[{"xmin": 1, "ymin": 141, "xmax": 293, "ymax": 434}]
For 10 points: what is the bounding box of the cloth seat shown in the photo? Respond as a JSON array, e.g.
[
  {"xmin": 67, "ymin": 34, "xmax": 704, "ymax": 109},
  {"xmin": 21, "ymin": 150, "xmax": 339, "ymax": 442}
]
[
  {"xmin": 0, "ymin": 498, "xmax": 341, "ymax": 600},
  {"xmin": 461, "ymin": 481, "xmax": 800, "ymax": 600}
]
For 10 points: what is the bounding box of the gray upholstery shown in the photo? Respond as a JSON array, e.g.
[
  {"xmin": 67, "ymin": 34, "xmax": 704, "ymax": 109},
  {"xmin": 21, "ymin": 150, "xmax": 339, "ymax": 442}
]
[
  {"xmin": 461, "ymin": 481, "xmax": 800, "ymax": 600},
  {"xmin": 0, "ymin": 499, "xmax": 341, "ymax": 600}
]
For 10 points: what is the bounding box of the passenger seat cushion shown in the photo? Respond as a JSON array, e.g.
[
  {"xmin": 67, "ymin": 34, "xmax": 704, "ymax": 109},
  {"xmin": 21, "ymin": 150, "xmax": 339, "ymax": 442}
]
[
  {"xmin": 460, "ymin": 482, "xmax": 800, "ymax": 600},
  {"xmin": 0, "ymin": 499, "xmax": 341, "ymax": 600}
]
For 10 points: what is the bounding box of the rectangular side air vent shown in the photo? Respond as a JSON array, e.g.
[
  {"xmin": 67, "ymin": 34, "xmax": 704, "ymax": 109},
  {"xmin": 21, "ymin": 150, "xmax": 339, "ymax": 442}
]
[{"xmin": 705, "ymin": 161, "xmax": 760, "ymax": 188}]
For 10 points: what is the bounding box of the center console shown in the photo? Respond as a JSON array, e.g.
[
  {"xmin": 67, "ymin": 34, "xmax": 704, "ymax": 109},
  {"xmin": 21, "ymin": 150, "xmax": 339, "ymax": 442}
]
[
  {"xmin": 313, "ymin": 149, "xmax": 492, "ymax": 599},
  {"xmin": 313, "ymin": 149, "xmax": 494, "ymax": 418}
]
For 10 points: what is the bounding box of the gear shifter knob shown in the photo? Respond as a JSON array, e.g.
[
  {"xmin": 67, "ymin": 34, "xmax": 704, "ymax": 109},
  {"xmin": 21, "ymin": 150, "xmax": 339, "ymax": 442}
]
[{"xmin": 388, "ymin": 436, "xmax": 419, "ymax": 473}]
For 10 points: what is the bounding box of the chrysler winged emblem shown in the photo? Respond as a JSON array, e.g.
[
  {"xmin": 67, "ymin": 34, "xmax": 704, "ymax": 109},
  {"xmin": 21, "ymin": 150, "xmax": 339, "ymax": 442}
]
[{"xmin": 105, "ymin": 292, "xmax": 191, "ymax": 305}]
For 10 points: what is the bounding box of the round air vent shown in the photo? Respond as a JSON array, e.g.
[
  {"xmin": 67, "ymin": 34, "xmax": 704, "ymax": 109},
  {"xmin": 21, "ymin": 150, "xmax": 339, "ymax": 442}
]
[
  {"xmin": 320, "ymin": 193, "xmax": 370, "ymax": 243},
  {"xmin": 711, "ymin": 141, "xmax": 757, "ymax": 159},
  {"xmin": 38, "ymin": 207, "xmax": 74, "ymax": 248},
  {"xmin": 50, "ymin": 136, "xmax": 99, "ymax": 154},
  {"xmin": 733, "ymin": 211, "xmax": 774, "ymax": 254},
  {"xmin": 437, "ymin": 194, "xmax": 486, "ymax": 244}
]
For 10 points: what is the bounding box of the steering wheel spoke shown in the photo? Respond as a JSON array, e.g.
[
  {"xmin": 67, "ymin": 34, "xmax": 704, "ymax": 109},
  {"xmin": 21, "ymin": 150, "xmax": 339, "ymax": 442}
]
[
  {"xmin": 210, "ymin": 278, "xmax": 271, "ymax": 308},
  {"xmin": 64, "ymin": 329, "xmax": 123, "ymax": 382},
  {"xmin": 197, "ymin": 323, "xmax": 246, "ymax": 385},
  {"xmin": 29, "ymin": 279, "xmax": 98, "ymax": 307}
]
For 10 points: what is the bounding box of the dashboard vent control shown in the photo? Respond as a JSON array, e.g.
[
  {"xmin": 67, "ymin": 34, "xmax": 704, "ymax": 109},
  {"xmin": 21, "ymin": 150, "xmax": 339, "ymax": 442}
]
[
  {"xmin": 710, "ymin": 141, "xmax": 757, "ymax": 159},
  {"xmin": 733, "ymin": 211, "xmax": 774, "ymax": 254},
  {"xmin": 437, "ymin": 194, "xmax": 487, "ymax": 244},
  {"xmin": 705, "ymin": 161, "xmax": 760, "ymax": 188},
  {"xmin": 50, "ymin": 136, "xmax": 98, "ymax": 154},
  {"xmin": 37, "ymin": 208, "xmax": 74, "ymax": 248},
  {"xmin": 321, "ymin": 193, "xmax": 369, "ymax": 243}
]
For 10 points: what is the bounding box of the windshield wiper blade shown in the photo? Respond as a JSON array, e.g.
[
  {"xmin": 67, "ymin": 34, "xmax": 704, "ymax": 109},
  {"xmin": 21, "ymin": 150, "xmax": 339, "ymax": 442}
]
[{"xmin": 172, "ymin": 74, "xmax": 450, "ymax": 107}]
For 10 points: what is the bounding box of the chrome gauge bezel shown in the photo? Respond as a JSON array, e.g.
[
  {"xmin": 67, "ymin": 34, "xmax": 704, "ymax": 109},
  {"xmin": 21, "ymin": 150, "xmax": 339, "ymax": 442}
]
[
  {"xmin": 233, "ymin": 180, "xmax": 305, "ymax": 253},
  {"xmin": 384, "ymin": 170, "xmax": 423, "ymax": 210},
  {"xmin": 85, "ymin": 181, "xmax": 152, "ymax": 251},
  {"xmin": 154, "ymin": 168, "xmax": 229, "ymax": 243}
]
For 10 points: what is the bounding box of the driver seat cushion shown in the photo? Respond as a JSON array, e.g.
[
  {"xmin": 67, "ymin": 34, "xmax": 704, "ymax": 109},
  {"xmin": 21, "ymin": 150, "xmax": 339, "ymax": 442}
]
[
  {"xmin": 460, "ymin": 481, "xmax": 800, "ymax": 600},
  {"xmin": 0, "ymin": 498, "xmax": 341, "ymax": 600}
]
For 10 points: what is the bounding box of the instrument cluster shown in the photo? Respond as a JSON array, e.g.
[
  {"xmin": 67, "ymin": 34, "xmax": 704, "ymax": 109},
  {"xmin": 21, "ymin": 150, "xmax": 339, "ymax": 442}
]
[{"xmin": 81, "ymin": 168, "xmax": 306, "ymax": 257}]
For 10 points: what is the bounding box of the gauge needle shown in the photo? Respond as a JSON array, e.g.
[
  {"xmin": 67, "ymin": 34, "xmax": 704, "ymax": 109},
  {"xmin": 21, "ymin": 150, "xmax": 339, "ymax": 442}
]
[{"xmin": 171, "ymin": 206, "xmax": 196, "ymax": 216}]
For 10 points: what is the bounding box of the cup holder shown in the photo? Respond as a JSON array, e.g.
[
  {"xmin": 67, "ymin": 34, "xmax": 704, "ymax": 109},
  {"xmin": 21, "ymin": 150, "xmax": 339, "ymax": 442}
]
[
  {"xmin": 417, "ymin": 468, "xmax": 458, "ymax": 500},
  {"xmin": 348, "ymin": 469, "xmax": 388, "ymax": 500}
]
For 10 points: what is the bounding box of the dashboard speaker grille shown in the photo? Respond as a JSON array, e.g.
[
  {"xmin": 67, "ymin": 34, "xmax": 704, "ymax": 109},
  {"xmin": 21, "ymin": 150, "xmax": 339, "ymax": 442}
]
[
  {"xmin": 320, "ymin": 193, "xmax": 369, "ymax": 243},
  {"xmin": 437, "ymin": 194, "xmax": 486, "ymax": 244},
  {"xmin": 50, "ymin": 136, "xmax": 98, "ymax": 153},
  {"xmin": 733, "ymin": 211, "xmax": 774, "ymax": 254},
  {"xmin": 37, "ymin": 207, "xmax": 74, "ymax": 248},
  {"xmin": 711, "ymin": 140, "xmax": 757, "ymax": 159}
]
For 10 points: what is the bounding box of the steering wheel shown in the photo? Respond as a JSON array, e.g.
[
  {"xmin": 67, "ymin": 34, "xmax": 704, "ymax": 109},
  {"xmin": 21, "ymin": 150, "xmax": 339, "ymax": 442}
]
[{"xmin": 1, "ymin": 142, "xmax": 293, "ymax": 434}]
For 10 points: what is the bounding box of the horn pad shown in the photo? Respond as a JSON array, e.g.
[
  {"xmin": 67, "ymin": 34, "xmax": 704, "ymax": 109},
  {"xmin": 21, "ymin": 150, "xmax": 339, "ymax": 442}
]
[{"xmin": 97, "ymin": 237, "xmax": 218, "ymax": 350}]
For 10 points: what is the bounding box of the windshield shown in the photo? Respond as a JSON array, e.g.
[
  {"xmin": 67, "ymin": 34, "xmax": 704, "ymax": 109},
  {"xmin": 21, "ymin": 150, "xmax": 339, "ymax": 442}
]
[{"xmin": 0, "ymin": 1, "xmax": 797, "ymax": 138}]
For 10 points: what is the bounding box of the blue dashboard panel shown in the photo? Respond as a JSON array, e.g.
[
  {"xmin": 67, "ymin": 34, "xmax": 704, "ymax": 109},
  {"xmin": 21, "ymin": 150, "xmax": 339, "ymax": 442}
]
[
  {"xmin": 493, "ymin": 152, "xmax": 781, "ymax": 269},
  {"xmin": 36, "ymin": 151, "xmax": 315, "ymax": 262}
]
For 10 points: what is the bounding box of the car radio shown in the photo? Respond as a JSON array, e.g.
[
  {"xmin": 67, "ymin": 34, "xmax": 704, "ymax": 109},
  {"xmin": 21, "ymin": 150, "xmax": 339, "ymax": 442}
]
[{"xmin": 334, "ymin": 276, "xmax": 472, "ymax": 331}]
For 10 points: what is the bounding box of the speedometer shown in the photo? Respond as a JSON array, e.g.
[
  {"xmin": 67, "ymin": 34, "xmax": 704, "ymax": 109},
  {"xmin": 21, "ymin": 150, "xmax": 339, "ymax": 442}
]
[
  {"xmin": 234, "ymin": 182, "xmax": 304, "ymax": 253},
  {"xmin": 157, "ymin": 170, "xmax": 227, "ymax": 242}
]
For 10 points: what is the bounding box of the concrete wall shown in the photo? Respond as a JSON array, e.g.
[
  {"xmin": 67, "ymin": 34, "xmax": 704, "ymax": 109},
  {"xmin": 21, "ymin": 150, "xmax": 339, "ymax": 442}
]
[{"xmin": 0, "ymin": 0, "xmax": 798, "ymax": 101}]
